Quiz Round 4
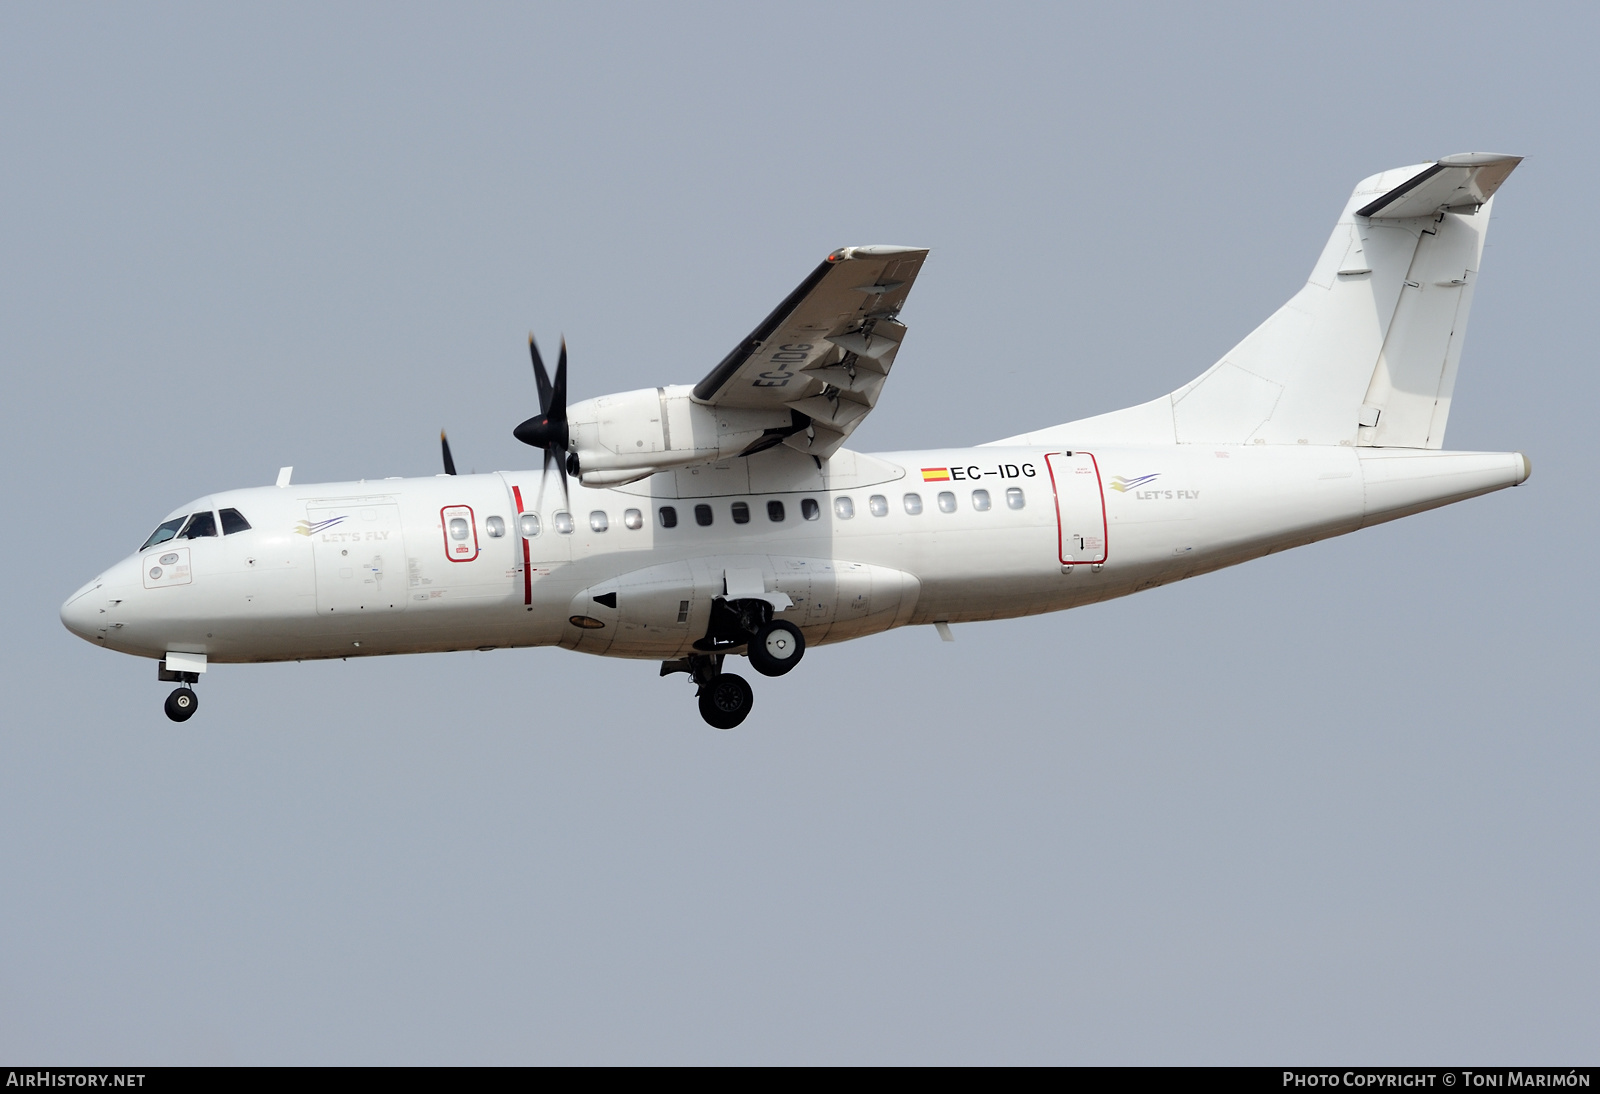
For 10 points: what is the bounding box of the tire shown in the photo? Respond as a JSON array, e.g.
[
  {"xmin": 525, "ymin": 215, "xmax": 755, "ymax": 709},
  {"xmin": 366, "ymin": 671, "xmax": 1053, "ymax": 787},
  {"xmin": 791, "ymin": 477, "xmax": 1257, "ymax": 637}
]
[
  {"xmin": 747, "ymin": 619, "xmax": 805, "ymax": 678},
  {"xmin": 697, "ymin": 672, "xmax": 754, "ymax": 729},
  {"xmin": 164, "ymin": 687, "xmax": 199, "ymax": 723}
]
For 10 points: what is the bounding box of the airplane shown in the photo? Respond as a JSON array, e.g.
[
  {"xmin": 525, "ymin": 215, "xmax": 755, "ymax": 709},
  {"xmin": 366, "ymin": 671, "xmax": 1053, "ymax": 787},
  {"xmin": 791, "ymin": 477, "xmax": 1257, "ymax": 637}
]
[{"xmin": 61, "ymin": 153, "xmax": 1531, "ymax": 729}]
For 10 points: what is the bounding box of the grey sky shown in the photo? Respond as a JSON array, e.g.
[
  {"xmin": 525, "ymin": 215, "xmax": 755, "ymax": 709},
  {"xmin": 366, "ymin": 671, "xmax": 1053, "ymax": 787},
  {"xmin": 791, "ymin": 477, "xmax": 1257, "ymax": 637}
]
[{"xmin": 2, "ymin": 2, "xmax": 1595, "ymax": 1064}]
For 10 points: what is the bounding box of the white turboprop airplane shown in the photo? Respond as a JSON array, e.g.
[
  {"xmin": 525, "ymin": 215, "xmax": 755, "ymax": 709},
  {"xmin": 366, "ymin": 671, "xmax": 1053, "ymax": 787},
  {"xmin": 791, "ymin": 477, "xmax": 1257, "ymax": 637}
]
[{"xmin": 62, "ymin": 153, "xmax": 1531, "ymax": 728}]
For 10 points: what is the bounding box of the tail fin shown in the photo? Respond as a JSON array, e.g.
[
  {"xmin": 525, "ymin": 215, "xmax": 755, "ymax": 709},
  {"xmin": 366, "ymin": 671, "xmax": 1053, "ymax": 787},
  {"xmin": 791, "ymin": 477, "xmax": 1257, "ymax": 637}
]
[{"xmin": 993, "ymin": 153, "xmax": 1521, "ymax": 449}]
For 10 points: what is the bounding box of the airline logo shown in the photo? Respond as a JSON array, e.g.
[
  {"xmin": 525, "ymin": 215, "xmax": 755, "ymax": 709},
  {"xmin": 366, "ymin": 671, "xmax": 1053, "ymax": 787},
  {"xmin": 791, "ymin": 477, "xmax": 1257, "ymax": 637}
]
[
  {"xmin": 295, "ymin": 516, "xmax": 348, "ymax": 536},
  {"xmin": 921, "ymin": 467, "xmax": 951, "ymax": 482},
  {"xmin": 1107, "ymin": 474, "xmax": 1159, "ymax": 493}
]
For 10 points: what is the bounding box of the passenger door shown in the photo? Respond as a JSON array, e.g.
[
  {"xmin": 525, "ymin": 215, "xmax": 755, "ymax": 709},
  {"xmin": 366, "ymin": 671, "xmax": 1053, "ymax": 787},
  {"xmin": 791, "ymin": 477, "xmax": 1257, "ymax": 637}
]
[{"xmin": 1046, "ymin": 452, "xmax": 1108, "ymax": 565}]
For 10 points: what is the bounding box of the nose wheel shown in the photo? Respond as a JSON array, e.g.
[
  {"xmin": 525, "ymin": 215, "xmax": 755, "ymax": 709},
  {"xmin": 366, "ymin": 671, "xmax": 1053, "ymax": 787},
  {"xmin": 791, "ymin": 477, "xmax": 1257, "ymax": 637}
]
[{"xmin": 164, "ymin": 687, "xmax": 199, "ymax": 722}]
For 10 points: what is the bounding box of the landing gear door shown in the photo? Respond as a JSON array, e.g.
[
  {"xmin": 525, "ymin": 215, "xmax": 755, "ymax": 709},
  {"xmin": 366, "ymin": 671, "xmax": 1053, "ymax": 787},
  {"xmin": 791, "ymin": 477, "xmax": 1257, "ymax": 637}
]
[
  {"xmin": 1046, "ymin": 452, "xmax": 1107, "ymax": 566},
  {"xmin": 306, "ymin": 500, "xmax": 408, "ymax": 614}
]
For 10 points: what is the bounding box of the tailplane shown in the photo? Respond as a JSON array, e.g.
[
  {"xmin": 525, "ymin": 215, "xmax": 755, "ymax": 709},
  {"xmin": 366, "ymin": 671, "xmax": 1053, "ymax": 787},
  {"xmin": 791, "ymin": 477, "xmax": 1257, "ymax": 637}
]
[{"xmin": 993, "ymin": 153, "xmax": 1521, "ymax": 449}]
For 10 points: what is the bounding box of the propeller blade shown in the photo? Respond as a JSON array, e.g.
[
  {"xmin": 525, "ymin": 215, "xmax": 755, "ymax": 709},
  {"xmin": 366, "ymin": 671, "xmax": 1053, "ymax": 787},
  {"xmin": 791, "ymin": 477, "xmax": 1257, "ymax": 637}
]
[
  {"xmin": 534, "ymin": 447, "xmax": 553, "ymax": 514},
  {"xmin": 552, "ymin": 338, "xmax": 568, "ymax": 419},
  {"xmin": 440, "ymin": 430, "xmax": 457, "ymax": 476},
  {"xmin": 516, "ymin": 333, "xmax": 574, "ymax": 509},
  {"xmin": 529, "ymin": 334, "xmax": 553, "ymax": 413}
]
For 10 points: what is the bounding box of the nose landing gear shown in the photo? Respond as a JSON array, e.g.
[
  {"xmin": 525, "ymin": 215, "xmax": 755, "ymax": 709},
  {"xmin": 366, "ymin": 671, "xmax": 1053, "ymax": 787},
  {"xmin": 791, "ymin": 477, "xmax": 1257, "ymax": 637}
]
[
  {"xmin": 164, "ymin": 687, "xmax": 199, "ymax": 722},
  {"xmin": 158, "ymin": 660, "xmax": 201, "ymax": 722}
]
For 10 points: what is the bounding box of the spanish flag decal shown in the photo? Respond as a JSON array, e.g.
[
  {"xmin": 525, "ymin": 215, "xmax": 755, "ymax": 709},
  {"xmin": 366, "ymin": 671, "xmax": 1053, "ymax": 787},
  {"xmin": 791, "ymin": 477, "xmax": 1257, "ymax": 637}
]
[{"xmin": 921, "ymin": 467, "xmax": 951, "ymax": 482}]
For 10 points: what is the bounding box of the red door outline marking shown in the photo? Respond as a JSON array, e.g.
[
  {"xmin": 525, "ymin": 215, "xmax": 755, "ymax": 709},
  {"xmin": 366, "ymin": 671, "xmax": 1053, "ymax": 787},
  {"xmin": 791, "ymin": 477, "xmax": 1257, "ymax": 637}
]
[
  {"xmin": 441, "ymin": 505, "xmax": 480, "ymax": 562},
  {"xmin": 1044, "ymin": 451, "xmax": 1109, "ymax": 566},
  {"xmin": 511, "ymin": 486, "xmax": 532, "ymax": 606}
]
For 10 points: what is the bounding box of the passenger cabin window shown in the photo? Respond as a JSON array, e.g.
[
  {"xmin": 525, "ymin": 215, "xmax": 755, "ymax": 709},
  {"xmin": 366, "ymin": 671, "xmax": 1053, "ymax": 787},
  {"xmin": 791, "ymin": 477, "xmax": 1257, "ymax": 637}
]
[
  {"xmin": 937, "ymin": 491, "xmax": 957, "ymax": 513},
  {"xmin": 623, "ymin": 508, "xmax": 643, "ymax": 530},
  {"xmin": 553, "ymin": 511, "xmax": 575, "ymax": 534},
  {"xmin": 1006, "ymin": 487, "xmax": 1026, "ymax": 510},
  {"xmin": 449, "ymin": 517, "xmax": 470, "ymax": 540},
  {"xmin": 179, "ymin": 511, "xmax": 218, "ymax": 539},
  {"xmin": 485, "ymin": 515, "xmax": 506, "ymax": 538},
  {"xmin": 767, "ymin": 500, "xmax": 785, "ymax": 522},
  {"xmin": 658, "ymin": 506, "xmax": 678, "ymax": 529},
  {"xmin": 141, "ymin": 517, "xmax": 186, "ymax": 551},
  {"xmin": 834, "ymin": 496, "xmax": 855, "ymax": 520},
  {"xmin": 694, "ymin": 504, "xmax": 713, "ymax": 527},
  {"xmin": 219, "ymin": 508, "xmax": 251, "ymax": 535},
  {"xmin": 971, "ymin": 489, "xmax": 992, "ymax": 511},
  {"xmin": 801, "ymin": 498, "xmax": 820, "ymax": 521},
  {"xmin": 731, "ymin": 502, "xmax": 750, "ymax": 524},
  {"xmin": 590, "ymin": 511, "xmax": 609, "ymax": 533},
  {"xmin": 903, "ymin": 493, "xmax": 923, "ymax": 515},
  {"xmin": 519, "ymin": 513, "xmax": 541, "ymax": 537},
  {"xmin": 869, "ymin": 494, "xmax": 888, "ymax": 517}
]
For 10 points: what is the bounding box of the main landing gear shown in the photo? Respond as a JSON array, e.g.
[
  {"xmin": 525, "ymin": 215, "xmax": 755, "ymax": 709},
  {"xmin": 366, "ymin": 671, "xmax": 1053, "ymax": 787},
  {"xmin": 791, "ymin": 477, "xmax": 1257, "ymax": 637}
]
[
  {"xmin": 747, "ymin": 619, "xmax": 804, "ymax": 678},
  {"xmin": 698, "ymin": 669, "xmax": 753, "ymax": 730},
  {"xmin": 663, "ymin": 602, "xmax": 808, "ymax": 729},
  {"xmin": 660, "ymin": 654, "xmax": 755, "ymax": 730}
]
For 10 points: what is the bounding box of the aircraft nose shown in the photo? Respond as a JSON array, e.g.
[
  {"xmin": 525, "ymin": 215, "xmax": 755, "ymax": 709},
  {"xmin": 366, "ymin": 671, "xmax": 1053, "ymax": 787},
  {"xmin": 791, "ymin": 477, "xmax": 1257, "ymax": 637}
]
[{"xmin": 60, "ymin": 578, "xmax": 103, "ymax": 640}]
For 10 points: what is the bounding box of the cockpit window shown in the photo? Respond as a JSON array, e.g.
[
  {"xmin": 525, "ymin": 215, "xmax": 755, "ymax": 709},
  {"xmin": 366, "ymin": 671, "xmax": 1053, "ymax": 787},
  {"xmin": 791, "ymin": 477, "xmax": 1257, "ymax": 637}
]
[
  {"xmin": 178, "ymin": 511, "xmax": 218, "ymax": 539},
  {"xmin": 220, "ymin": 508, "xmax": 251, "ymax": 535},
  {"xmin": 141, "ymin": 517, "xmax": 186, "ymax": 551}
]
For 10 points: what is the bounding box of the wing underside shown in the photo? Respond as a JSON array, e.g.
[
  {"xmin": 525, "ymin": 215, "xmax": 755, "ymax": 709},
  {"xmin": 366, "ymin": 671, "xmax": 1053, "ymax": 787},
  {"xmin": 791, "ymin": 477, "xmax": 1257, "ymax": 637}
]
[{"xmin": 693, "ymin": 245, "xmax": 929, "ymax": 458}]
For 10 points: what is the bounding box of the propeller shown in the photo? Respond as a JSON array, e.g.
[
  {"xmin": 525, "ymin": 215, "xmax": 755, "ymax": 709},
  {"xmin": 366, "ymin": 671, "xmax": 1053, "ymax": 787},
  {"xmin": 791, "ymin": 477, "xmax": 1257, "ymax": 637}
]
[
  {"xmin": 512, "ymin": 335, "xmax": 571, "ymax": 509},
  {"xmin": 440, "ymin": 430, "xmax": 457, "ymax": 476}
]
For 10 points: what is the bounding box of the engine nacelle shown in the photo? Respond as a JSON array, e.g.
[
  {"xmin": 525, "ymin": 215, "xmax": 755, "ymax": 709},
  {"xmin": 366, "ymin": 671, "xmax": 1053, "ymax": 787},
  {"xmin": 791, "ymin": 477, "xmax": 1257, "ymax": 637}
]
[{"xmin": 566, "ymin": 385, "xmax": 799, "ymax": 486}]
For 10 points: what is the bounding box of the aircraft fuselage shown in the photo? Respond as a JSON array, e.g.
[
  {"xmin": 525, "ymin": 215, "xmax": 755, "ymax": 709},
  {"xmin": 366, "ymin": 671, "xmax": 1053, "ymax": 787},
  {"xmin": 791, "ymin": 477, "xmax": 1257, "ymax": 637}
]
[{"xmin": 61, "ymin": 443, "xmax": 1528, "ymax": 667}]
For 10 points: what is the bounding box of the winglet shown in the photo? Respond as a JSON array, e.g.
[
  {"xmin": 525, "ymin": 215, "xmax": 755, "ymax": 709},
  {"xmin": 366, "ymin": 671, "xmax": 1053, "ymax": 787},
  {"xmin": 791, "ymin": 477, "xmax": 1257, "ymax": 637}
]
[{"xmin": 276, "ymin": 466, "xmax": 293, "ymax": 487}]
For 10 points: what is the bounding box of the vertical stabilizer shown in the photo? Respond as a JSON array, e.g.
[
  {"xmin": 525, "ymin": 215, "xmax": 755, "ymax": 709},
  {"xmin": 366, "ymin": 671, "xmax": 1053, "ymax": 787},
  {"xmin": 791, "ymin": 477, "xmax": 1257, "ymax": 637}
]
[{"xmin": 990, "ymin": 153, "xmax": 1521, "ymax": 450}]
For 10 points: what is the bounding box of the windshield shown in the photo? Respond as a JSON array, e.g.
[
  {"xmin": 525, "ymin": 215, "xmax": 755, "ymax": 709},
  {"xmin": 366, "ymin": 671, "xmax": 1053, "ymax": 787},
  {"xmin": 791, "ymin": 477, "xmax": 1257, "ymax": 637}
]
[
  {"xmin": 179, "ymin": 511, "xmax": 217, "ymax": 539},
  {"xmin": 140, "ymin": 517, "xmax": 186, "ymax": 552}
]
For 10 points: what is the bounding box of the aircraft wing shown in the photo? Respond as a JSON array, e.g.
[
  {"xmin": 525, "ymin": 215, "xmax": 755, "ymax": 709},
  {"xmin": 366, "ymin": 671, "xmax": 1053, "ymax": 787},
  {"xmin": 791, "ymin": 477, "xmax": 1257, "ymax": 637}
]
[{"xmin": 692, "ymin": 245, "xmax": 929, "ymax": 458}]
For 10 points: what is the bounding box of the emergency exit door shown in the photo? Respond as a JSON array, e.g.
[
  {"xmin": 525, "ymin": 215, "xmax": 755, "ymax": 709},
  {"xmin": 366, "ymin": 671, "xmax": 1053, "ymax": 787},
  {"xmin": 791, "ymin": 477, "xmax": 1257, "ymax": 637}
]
[{"xmin": 1045, "ymin": 452, "xmax": 1107, "ymax": 565}]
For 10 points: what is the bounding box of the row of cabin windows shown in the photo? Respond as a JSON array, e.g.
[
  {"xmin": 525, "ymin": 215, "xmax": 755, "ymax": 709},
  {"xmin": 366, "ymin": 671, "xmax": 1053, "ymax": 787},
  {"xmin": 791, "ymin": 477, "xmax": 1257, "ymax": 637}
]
[
  {"xmin": 141, "ymin": 508, "xmax": 252, "ymax": 550},
  {"xmin": 138, "ymin": 487, "xmax": 1029, "ymax": 550},
  {"xmin": 659, "ymin": 497, "xmax": 821, "ymax": 529},
  {"xmin": 509, "ymin": 488, "xmax": 1027, "ymax": 539},
  {"xmin": 843, "ymin": 488, "xmax": 1025, "ymax": 519}
]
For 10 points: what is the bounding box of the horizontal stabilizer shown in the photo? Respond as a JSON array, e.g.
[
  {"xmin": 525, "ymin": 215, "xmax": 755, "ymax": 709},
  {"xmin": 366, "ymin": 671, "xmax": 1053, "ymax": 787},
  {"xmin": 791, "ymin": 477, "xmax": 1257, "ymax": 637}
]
[{"xmin": 1356, "ymin": 153, "xmax": 1522, "ymax": 219}]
